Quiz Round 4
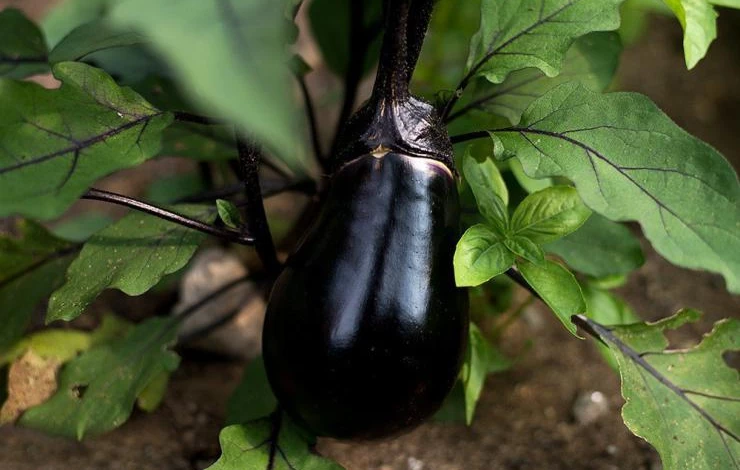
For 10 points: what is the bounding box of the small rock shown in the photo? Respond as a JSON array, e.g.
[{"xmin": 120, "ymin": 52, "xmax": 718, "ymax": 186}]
[
  {"xmin": 407, "ymin": 457, "xmax": 424, "ymax": 470},
  {"xmin": 572, "ymin": 390, "xmax": 609, "ymax": 425}
]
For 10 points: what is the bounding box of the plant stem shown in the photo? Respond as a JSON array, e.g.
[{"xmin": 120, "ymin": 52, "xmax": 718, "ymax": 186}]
[
  {"xmin": 82, "ymin": 188, "xmax": 255, "ymax": 245},
  {"xmin": 404, "ymin": 0, "xmax": 435, "ymax": 84},
  {"xmin": 297, "ymin": 75, "xmax": 324, "ymax": 163},
  {"xmin": 173, "ymin": 111, "xmax": 225, "ymax": 126},
  {"xmin": 372, "ymin": 0, "xmax": 412, "ymax": 103},
  {"xmin": 235, "ymin": 138, "xmax": 281, "ymax": 274}
]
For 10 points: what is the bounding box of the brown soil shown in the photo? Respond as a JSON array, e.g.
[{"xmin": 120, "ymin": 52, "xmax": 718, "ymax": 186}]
[{"xmin": 1, "ymin": 2, "xmax": 739, "ymax": 469}]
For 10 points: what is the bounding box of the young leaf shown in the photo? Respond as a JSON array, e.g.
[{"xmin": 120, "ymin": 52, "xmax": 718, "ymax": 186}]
[
  {"xmin": 510, "ymin": 186, "xmax": 591, "ymax": 245},
  {"xmin": 48, "ymin": 20, "xmax": 147, "ymax": 63},
  {"xmin": 47, "ymin": 205, "xmax": 215, "ymax": 323},
  {"xmin": 517, "ymin": 259, "xmax": 585, "ymax": 335},
  {"xmin": 0, "ymin": 8, "xmax": 49, "ymax": 79},
  {"xmin": 454, "ymin": 224, "xmax": 514, "ymax": 287},
  {"xmin": 503, "ymin": 235, "xmax": 546, "ymax": 265},
  {"xmin": 109, "ymin": 0, "xmax": 303, "ymax": 172},
  {"xmin": 457, "ymin": 32, "xmax": 622, "ymax": 125},
  {"xmin": 662, "ymin": 0, "xmax": 718, "ymax": 69},
  {"xmin": 19, "ymin": 316, "xmax": 180, "ymax": 440},
  {"xmin": 546, "ymin": 213, "xmax": 645, "ymax": 278},
  {"xmin": 0, "ymin": 62, "xmax": 173, "ymax": 220},
  {"xmin": 216, "ymin": 199, "xmax": 243, "ymax": 230},
  {"xmin": 466, "ymin": 0, "xmax": 622, "ymax": 85},
  {"xmin": 493, "ymin": 82, "xmax": 740, "ymax": 293},
  {"xmin": 208, "ymin": 414, "xmax": 345, "ymax": 470},
  {"xmin": 0, "ymin": 220, "xmax": 78, "ymax": 352},
  {"xmin": 576, "ymin": 312, "xmax": 740, "ymax": 470},
  {"xmin": 462, "ymin": 146, "xmax": 509, "ymax": 230}
]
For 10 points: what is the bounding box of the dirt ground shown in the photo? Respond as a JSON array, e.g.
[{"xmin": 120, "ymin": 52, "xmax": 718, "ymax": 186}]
[{"xmin": 1, "ymin": 2, "xmax": 739, "ymax": 469}]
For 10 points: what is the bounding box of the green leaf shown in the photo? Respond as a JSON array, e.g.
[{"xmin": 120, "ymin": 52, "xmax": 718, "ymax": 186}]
[
  {"xmin": 0, "ymin": 8, "xmax": 49, "ymax": 79},
  {"xmin": 546, "ymin": 213, "xmax": 645, "ymax": 278},
  {"xmin": 0, "ymin": 220, "xmax": 78, "ymax": 352},
  {"xmin": 216, "ymin": 200, "xmax": 243, "ymax": 230},
  {"xmin": 42, "ymin": 0, "xmax": 114, "ymax": 47},
  {"xmin": 145, "ymin": 173, "xmax": 206, "ymax": 205},
  {"xmin": 226, "ymin": 357, "xmax": 278, "ymax": 426},
  {"xmin": 459, "ymin": 32, "xmax": 622, "ymax": 125},
  {"xmin": 584, "ymin": 311, "xmax": 739, "ymax": 470},
  {"xmin": 462, "ymin": 145, "xmax": 509, "ymax": 230},
  {"xmin": 494, "ymin": 82, "xmax": 740, "ymax": 293},
  {"xmin": 110, "ymin": 0, "xmax": 303, "ymax": 173},
  {"xmin": 511, "ymin": 186, "xmax": 591, "ymax": 245},
  {"xmin": 509, "ymin": 157, "xmax": 553, "ymax": 194},
  {"xmin": 208, "ymin": 415, "xmax": 345, "ymax": 470},
  {"xmin": 662, "ymin": 0, "xmax": 717, "ymax": 69},
  {"xmin": 454, "ymin": 224, "xmax": 514, "ymax": 287},
  {"xmin": 52, "ymin": 213, "xmax": 114, "ymax": 242},
  {"xmin": 308, "ymin": 0, "xmax": 382, "ymax": 77},
  {"xmin": 503, "ymin": 235, "xmax": 545, "ymax": 265},
  {"xmin": 0, "ymin": 61, "xmax": 172, "ymax": 220},
  {"xmin": 19, "ymin": 316, "xmax": 180, "ymax": 440},
  {"xmin": 47, "ymin": 204, "xmax": 215, "ymax": 323},
  {"xmin": 136, "ymin": 371, "xmax": 170, "ymax": 412},
  {"xmin": 49, "ymin": 19, "xmax": 146, "ymax": 63},
  {"xmin": 466, "ymin": 0, "xmax": 622, "ymax": 85},
  {"xmin": 0, "ymin": 329, "xmax": 90, "ymax": 365},
  {"xmin": 518, "ymin": 259, "xmax": 585, "ymax": 335}
]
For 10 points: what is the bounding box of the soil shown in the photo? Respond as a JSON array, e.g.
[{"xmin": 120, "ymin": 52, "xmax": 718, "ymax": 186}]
[{"xmin": 0, "ymin": 2, "xmax": 739, "ymax": 469}]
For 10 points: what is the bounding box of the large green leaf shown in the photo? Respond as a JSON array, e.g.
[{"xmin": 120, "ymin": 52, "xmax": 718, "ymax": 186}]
[
  {"xmin": 19, "ymin": 316, "xmax": 180, "ymax": 440},
  {"xmin": 510, "ymin": 185, "xmax": 591, "ymax": 245},
  {"xmin": 0, "ymin": 8, "xmax": 49, "ymax": 79},
  {"xmin": 581, "ymin": 311, "xmax": 739, "ymax": 470},
  {"xmin": 42, "ymin": 0, "xmax": 116, "ymax": 47},
  {"xmin": 208, "ymin": 415, "xmax": 345, "ymax": 470},
  {"xmin": 0, "ymin": 220, "xmax": 78, "ymax": 352},
  {"xmin": 466, "ymin": 0, "xmax": 622, "ymax": 85},
  {"xmin": 456, "ymin": 32, "xmax": 621, "ymax": 125},
  {"xmin": 48, "ymin": 20, "xmax": 146, "ymax": 63},
  {"xmin": 494, "ymin": 83, "xmax": 740, "ymax": 293},
  {"xmin": 0, "ymin": 62, "xmax": 172, "ymax": 220},
  {"xmin": 454, "ymin": 224, "xmax": 514, "ymax": 287},
  {"xmin": 47, "ymin": 205, "xmax": 215, "ymax": 323},
  {"xmin": 546, "ymin": 213, "xmax": 645, "ymax": 278},
  {"xmin": 109, "ymin": 0, "xmax": 303, "ymax": 172}
]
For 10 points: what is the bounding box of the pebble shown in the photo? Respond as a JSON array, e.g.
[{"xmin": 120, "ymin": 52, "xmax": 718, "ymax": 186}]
[{"xmin": 572, "ymin": 390, "xmax": 609, "ymax": 425}]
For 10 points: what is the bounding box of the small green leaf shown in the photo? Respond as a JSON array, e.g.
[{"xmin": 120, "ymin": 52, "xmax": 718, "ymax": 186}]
[
  {"xmin": 518, "ymin": 259, "xmax": 585, "ymax": 335},
  {"xmin": 0, "ymin": 220, "xmax": 77, "ymax": 352},
  {"xmin": 586, "ymin": 311, "xmax": 740, "ymax": 470},
  {"xmin": 47, "ymin": 205, "xmax": 215, "ymax": 323},
  {"xmin": 503, "ymin": 235, "xmax": 545, "ymax": 265},
  {"xmin": 467, "ymin": 0, "xmax": 621, "ymax": 85},
  {"xmin": 462, "ymin": 145, "xmax": 509, "ymax": 230},
  {"xmin": 136, "ymin": 371, "xmax": 170, "ymax": 413},
  {"xmin": 454, "ymin": 224, "xmax": 514, "ymax": 287},
  {"xmin": 216, "ymin": 199, "xmax": 243, "ymax": 230},
  {"xmin": 49, "ymin": 20, "xmax": 146, "ymax": 63},
  {"xmin": 546, "ymin": 213, "xmax": 645, "ymax": 278},
  {"xmin": 208, "ymin": 415, "xmax": 345, "ymax": 470},
  {"xmin": 0, "ymin": 329, "xmax": 91, "ymax": 365},
  {"xmin": 511, "ymin": 186, "xmax": 592, "ymax": 245},
  {"xmin": 494, "ymin": 82, "xmax": 740, "ymax": 293},
  {"xmin": 226, "ymin": 357, "xmax": 278, "ymax": 426},
  {"xmin": 0, "ymin": 8, "xmax": 49, "ymax": 79},
  {"xmin": 0, "ymin": 61, "xmax": 172, "ymax": 220},
  {"xmin": 19, "ymin": 317, "xmax": 180, "ymax": 440},
  {"xmin": 662, "ymin": 0, "xmax": 718, "ymax": 69}
]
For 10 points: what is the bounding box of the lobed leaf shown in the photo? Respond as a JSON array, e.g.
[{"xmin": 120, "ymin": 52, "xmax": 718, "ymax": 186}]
[
  {"xmin": 494, "ymin": 82, "xmax": 740, "ymax": 293},
  {"xmin": 47, "ymin": 205, "xmax": 215, "ymax": 323},
  {"xmin": 48, "ymin": 19, "xmax": 146, "ymax": 64},
  {"xmin": 0, "ymin": 8, "xmax": 49, "ymax": 79}
]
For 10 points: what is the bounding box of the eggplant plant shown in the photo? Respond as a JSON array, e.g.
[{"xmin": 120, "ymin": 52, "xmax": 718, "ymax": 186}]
[{"xmin": 0, "ymin": 0, "xmax": 738, "ymax": 469}]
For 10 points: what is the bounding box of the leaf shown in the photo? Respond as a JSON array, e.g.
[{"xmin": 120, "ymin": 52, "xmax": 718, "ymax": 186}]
[
  {"xmin": 459, "ymin": 32, "xmax": 622, "ymax": 125},
  {"xmin": 19, "ymin": 316, "xmax": 180, "ymax": 440},
  {"xmin": 0, "ymin": 330, "xmax": 90, "ymax": 365},
  {"xmin": 226, "ymin": 357, "xmax": 278, "ymax": 426},
  {"xmin": 0, "ymin": 61, "xmax": 172, "ymax": 220},
  {"xmin": 463, "ymin": 145, "xmax": 509, "ymax": 231},
  {"xmin": 145, "ymin": 173, "xmax": 206, "ymax": 205},
  {"xmin": 110, "ymin": 0, "xmax": 303, "ymax": 173},
  {"xmin": 493, "ymin": 82, "xmax": 740, "ymax": 293},
  {"xmin": 454, "ymin": 224, "xmax": 515, "ymax": 287},
  {"xmin": 503, "ymin": 235, "xmax": 546, "ymax": 265},
  {"xmin": 466, "ymin": 0, "xmax": 622, "ymax": 85},
  {"xmin": 42, "ymin": 0, "xmax": 114, "ymax": 47},
  {"xmin": 662, "ymin": 0, "xmax": 718, "ymax": 69},
  {"xmin": 511, "ymin": 185, "xmax": 592, "ymax": 244},
  {"xmin": 47, "ymin": 204, "xmax": 215, "ymax": 323},
  {"xmin": 0, "ymin": 220, "xmax": 78, "ymax": 352},
  {"xmin": 51, "ymin": 213, "xmax": 114, "ymax": 242},
  {"xmin": 217, "ymin": 199, "xmax": 243, "ymax": 230},
  {"xmin": 517, "ymin": 259, "xmax": 585, "ymax": 335},
  {"xmin": 49, "ymin": 19, "xmax": 147, "ymax": 63},
  {"xmin": 308, "ymin": 0, "xmax": 383, "ymax": 77},
  {"xmin": 578, "ymin": 311, "xmax": 739, "ymax": 470},
  {"xmin": 0, "ymin": 8, "xmax": 49, "ymax": 79},
  {"xmin": 546, "ymin": 213, "xmax": 645, "ymax": 278},
  {"xmin": 208, "ymin": 415, "xmax": 345, "ymax": 470},
  {"xmin": 136, "ymin": 371, "xmax": 169, "ymax": 412}
]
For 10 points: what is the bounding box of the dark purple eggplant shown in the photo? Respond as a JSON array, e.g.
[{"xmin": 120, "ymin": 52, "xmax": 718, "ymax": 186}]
[{"xmin": 261, "ymin": 0, "xmax": 468, "ymax": 440}]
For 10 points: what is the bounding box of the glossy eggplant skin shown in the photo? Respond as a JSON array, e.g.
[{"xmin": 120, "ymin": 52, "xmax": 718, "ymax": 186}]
[{"xmin": 263, "ymin": 151, "xmax": 468, "ymax": 440}]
